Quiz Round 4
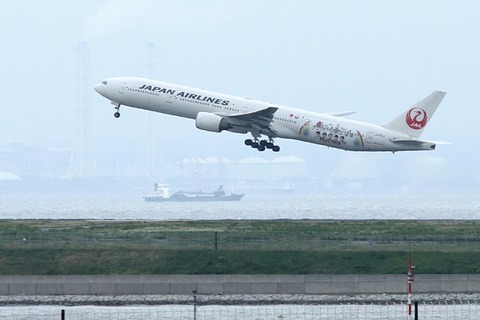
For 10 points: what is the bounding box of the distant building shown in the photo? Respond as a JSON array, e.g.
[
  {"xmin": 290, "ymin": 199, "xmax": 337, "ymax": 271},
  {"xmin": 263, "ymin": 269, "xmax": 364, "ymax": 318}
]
[
  {"xmin": 0, "ymin": 143, "xmax": 70, "ymax": 178},
  {"xmin": 178, "ymin": 156, "xmax": 307, "ymax": 181}
]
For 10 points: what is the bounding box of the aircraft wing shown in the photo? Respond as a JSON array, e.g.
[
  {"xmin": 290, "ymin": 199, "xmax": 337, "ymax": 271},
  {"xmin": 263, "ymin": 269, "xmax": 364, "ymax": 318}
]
[{"xmin": 221, "ymin": 106, "xmax": 278, "ymax": 137}]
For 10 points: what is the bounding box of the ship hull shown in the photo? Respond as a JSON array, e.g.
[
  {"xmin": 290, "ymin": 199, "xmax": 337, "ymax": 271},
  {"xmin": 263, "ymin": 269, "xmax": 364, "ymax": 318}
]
[{"xmin": 144, "ymin": 194, "xmax": 244, "ymax": 202}]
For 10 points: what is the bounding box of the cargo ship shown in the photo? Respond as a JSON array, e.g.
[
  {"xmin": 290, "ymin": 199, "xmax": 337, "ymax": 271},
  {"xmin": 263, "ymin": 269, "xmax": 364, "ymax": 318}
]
[{"xmin": 144, "ymin": 182, "xmax": 244, "ymax": 202}]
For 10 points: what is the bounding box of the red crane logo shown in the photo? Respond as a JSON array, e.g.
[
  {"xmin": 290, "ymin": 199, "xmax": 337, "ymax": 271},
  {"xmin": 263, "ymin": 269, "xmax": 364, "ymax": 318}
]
[{"xmin": 406, "ymin": 108, "xmax": 428, "ymax": 130}]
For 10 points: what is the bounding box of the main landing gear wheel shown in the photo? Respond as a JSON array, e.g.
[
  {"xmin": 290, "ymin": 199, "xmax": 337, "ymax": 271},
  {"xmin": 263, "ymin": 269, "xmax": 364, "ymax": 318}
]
[
  {"xmin": 244, "ymin": 139, "xmax": 280, "ymax": 152},
  {"xmin": 114, "ymin": 112, "xmax": 120, "ymax": 118}
]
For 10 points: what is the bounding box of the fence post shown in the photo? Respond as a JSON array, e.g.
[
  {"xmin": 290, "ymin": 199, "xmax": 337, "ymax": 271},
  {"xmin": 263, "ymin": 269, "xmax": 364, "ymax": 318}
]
[
  {"xmin": 414, "ymin": 301, "xmax": 418, "ymax": 320},
  {"xmin": 214, "ymin": 232, "xmax": 218, "ymax": 250},
  {"xmin": 193, "ymin": 290, "xmax": 197, "ymax": 320},
  {"xmin": 61, "ymin": 309, "xmax": 65, "ymax": 320}
]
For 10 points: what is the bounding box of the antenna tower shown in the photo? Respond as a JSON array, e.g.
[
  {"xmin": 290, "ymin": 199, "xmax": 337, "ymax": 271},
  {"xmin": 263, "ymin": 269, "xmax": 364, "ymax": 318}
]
[
  {"xmin": 69, "ymin": 41, "xmax": 96, "ymax": 177},
  {"xmin": 146, "ymin": 42, "xmax": 156, "ymax": 176}
]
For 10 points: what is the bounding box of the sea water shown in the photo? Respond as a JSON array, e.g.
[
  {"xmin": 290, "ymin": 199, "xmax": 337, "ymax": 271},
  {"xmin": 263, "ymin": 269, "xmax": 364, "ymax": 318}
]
[{"xmin": 0, "ymin": 194, "xmax": 478, "ymax": 220}]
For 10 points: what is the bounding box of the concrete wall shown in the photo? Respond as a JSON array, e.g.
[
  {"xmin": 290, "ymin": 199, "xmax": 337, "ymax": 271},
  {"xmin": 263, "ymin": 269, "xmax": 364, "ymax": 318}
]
[{"xmin": 1, "ymin": 275, "xmax": 480, "ymax": 296}]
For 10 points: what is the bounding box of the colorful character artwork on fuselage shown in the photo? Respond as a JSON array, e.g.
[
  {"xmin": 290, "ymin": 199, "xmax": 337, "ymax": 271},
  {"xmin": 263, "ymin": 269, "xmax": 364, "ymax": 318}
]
[
  {"xmin": 299, "ymin": 120, "xmax": 312, "ymax": 137},
  {"xmin": 309, "ymin": 120, "xmax": 364, "ymax": 148}
]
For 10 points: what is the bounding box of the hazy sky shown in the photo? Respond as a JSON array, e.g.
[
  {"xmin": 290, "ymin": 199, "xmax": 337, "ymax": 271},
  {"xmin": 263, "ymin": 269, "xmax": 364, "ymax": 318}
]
[{"xmin": 1, "ymin": 1, "xmax": 479, "ymax": 187}]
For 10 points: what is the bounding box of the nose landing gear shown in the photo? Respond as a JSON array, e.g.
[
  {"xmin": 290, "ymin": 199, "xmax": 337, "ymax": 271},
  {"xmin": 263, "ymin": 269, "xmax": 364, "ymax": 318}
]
[{"xmin": 113, "ymin": 103, "xmax": 121, "ymax": 118}]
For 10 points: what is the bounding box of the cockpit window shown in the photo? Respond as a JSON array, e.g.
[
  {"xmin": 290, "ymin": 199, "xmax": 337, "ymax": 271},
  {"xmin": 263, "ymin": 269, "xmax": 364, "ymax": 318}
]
[{"xmin": 102, "ymin": 81, "xmax": 107, "ymax": 85}]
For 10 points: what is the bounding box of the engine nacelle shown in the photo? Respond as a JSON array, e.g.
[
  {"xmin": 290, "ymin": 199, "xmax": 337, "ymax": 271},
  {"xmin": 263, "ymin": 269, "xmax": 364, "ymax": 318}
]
[{"xmin": 195, "ymin": 112, "xmax": 230, "ymax": 133}]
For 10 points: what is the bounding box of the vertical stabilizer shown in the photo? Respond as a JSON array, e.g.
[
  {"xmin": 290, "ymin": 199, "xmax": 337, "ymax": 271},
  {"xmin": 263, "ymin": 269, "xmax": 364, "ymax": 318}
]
[{"xmin": 383, "ymin": 91, "xmax": 446, "ymax": 138}]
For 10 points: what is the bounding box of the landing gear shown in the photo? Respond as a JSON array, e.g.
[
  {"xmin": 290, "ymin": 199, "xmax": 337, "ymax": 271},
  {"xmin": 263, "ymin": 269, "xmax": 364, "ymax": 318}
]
[
  {"xmin": 244, "ymin": 138, "xmax": 280, "ymax": 152},
  {"xmin": 113, "ymin": 103, "xmax": 121, "ymax": 118}
]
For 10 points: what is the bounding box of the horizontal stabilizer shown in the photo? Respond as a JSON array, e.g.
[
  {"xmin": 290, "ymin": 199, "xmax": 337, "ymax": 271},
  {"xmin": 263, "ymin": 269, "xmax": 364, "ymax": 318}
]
[
  {"xmin": 429, "ymin": 140, "xmax": 451, "ymax": 145},
  {"xmin": 391, "ymin": 137, "xmax": 451, "ymax": 145},
  {"xmin": 390, "ymin": 137, "xmax": 439, "ymax": 150},
  {"xmin": 390, "ymin": 138, "xmax": 430, "ymax": 144}
]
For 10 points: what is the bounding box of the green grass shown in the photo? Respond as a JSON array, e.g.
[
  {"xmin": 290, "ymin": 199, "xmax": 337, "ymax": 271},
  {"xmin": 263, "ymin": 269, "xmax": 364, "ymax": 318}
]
[
  {"xmin": 1, "ymin": 249, "xmax": 479, "ymax": 275},
  {"xmin": 1, "ymin": 220, "xmax": 480, "ymax": 275}
]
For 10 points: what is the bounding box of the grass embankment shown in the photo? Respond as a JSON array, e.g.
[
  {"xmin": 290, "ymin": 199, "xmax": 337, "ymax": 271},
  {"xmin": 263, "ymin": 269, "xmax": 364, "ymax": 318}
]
[{"xmin": 1, "ymin": 220, "xmax": 479, "ymax": 275}]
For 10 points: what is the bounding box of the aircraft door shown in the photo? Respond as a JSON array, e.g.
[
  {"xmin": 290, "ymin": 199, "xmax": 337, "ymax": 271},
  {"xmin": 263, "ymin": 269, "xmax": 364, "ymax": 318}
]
[
  {"xmin": 119, "ymin": 82, "xmax": 126, "ymax": 94},
  {"xmin": 366, "ymin": 132, "xmax": 374, "ymax": 144}
]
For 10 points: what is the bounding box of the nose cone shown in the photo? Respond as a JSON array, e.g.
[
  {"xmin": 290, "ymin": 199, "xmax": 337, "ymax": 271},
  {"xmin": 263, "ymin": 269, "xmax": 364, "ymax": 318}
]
[{"xmin": 94, "ymin": 82, "xmax": 104, "ymax": 95}]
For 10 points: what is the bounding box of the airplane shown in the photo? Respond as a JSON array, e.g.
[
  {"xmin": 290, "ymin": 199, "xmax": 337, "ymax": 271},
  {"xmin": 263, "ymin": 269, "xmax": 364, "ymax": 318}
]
[{"xmin": 94, "ymin": 77, "xmax": 446, "ymax": 153}]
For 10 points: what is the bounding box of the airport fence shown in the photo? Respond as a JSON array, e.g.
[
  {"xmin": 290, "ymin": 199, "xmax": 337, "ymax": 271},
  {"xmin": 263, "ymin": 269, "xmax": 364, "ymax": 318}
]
[{"xmin": 2, "ymin": 301, "xmax": 480, "ymax": 319}]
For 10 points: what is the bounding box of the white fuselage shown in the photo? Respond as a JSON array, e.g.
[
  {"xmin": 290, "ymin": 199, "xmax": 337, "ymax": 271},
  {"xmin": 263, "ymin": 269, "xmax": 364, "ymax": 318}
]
[{"xmin": 94, "ymin": 77, "xmax": 438, "ymax": 152}]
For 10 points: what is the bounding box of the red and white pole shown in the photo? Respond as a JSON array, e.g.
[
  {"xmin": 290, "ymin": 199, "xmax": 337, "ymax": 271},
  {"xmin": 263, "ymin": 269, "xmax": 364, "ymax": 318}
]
[{"xmin": 407, "ymin": 259, "xmax": 415, "ymax": 320}]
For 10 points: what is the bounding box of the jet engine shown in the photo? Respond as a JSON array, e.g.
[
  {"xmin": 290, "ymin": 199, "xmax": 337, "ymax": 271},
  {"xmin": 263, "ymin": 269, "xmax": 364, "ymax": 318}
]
[{"xmin": 195, "ymin": 112, "xmax": 230, "ymax": 132}]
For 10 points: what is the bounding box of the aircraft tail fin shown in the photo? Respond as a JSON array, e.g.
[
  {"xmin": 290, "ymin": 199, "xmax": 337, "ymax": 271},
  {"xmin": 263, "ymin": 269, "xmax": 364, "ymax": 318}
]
[{"xmin": 382, "ymin": 91, "xmax": 446, "ymax": 138}]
